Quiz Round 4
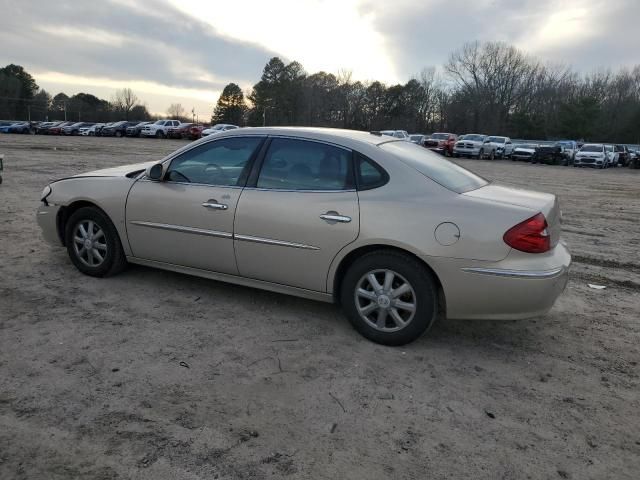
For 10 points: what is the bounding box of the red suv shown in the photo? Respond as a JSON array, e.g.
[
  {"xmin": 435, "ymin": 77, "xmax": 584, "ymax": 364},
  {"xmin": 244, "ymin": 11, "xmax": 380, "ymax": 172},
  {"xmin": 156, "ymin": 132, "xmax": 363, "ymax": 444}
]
[{"xmin": 424, "ymin": 133, "xmax": 457, "ymax": 156}]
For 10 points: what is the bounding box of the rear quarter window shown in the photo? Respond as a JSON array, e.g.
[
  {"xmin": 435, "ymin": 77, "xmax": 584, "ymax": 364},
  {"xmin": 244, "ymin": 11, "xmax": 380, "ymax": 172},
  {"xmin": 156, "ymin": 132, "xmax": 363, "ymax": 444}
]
[{"xmin": 380, "ymin": 141, "xmax": 488, "ymax": 193}]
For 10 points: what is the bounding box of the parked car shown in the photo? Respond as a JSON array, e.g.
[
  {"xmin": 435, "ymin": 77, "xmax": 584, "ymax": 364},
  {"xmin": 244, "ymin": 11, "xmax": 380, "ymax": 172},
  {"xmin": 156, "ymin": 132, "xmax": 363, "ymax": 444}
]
[
  {"xmin": 380, "ymin": 130, "xmax": 410, "ymax": 140},
  {"xmin": 614, "ymin": 145, "xmax": 630, "ymax": 167},
  {"xmin": 486, "ymin": 136, "xmax": 514, "ymax": 159},
  {"xmin": 186, "ymin": 124, "xmax": 206, "ymax": 140},
  {"xmin": 453, "ymin": 134, "xmax": 497, "ymax": 159},
  {"xmin": 167, "ymin": 123, "xmax": 194, "ymax": 139},
  {"xmin": 409, "ymin": 134, "xmax": 427, "ymax": 144},
  {"xmin": 574, "ymin": 144, "xmax": 607, "ymax": 168},
  {"xmin": 0, "ymin": 121, "xmax": 19, "ymax": 133},
  {"xmin": 141, "ymin": 119, "xmax": 181, "ymax": 138},
  {"xmin": 79, "ymin": 123, "xmax": 103, "ymax": 136},
  {"xmin": 35, "ymin": 121, "xmax": 59, "ymax": 134},
  {"xmin": 557, "ymin": 140, "xmax": 578, "ymax": 164},
  {"xmin": 62, "ymin": 122, "xmax": 94, "ymax": 136},
  {"xmin": 604, "ymin": 145, "xmax": 618, "ymax": 168},
  {"xmin": 424, "ymin": 133, "xmax": 457, "ymax": 156},
  {"xmin": 36, "ymin": 127, "xmax": 569, "ymax": 346},
  {"xmin": 8, "ymin": 121, "xmax": 34, "ymax": 134},
  {"xmin": 531, "ymin": 143, "xmax": 565, "ymax": 165},
  {"xmin": 102, "ymin": 121, "xmax": 138, "ymax": 137},
  {"xmin": 48, "ymin": 121, "xmax": 75, "ymax": 135},
  {"xmin": 201, "ymin": 124, "xmax": 240, "ymax": 137},
  {"xmin": 126, "ymin": 121, "xmax": 152, "ymax": 137},
  {"xmin": 511, "ymin": 143, "xmax": 538, "ymax": 161}
]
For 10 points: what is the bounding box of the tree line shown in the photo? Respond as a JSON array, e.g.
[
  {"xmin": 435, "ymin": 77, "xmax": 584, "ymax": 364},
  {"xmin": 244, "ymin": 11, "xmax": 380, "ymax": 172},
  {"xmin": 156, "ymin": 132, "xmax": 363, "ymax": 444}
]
[
  {"xmin": 213, "ymin": 41, "xmax": 640, "ymax": 143},
  {"xmin": 4, "ymin": 39, "xmax": 640, "ymax": 143}
]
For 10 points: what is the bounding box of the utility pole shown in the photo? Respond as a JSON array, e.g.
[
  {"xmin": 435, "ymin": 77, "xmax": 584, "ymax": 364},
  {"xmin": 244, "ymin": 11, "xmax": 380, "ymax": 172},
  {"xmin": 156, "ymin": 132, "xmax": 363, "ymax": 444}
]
[
  {"xmin": 263, "ymin": 108, "xmax": 266, "ymax": 127},
  {"xmin": 64, "ymin": 101, "xmax": 67, "ymax": 121},
  {"xmin": 27, "ymin": 105, "xmax": 31, "ymax": 122}
]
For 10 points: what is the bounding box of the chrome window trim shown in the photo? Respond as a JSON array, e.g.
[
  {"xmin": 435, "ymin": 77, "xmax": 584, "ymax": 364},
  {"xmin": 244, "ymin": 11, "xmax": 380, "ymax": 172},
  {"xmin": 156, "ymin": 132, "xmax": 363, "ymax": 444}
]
[
  {"xmin": 137, "ymin": 178, "xmax": 243, "ymax": 190},
  {"xmin": 242, "ymin": 187, "xmax": 356, "ymax": 193},
  {"xmin": 461, "ymin": 266, "xmax": 565, "ymax": 279},
  {"xmin": 235, "ymin": 234, "xmax": 320, "ymax": 251},
  {"xmin": 129, "ymin": 221, "xmax": 232, "ymax": 239}
]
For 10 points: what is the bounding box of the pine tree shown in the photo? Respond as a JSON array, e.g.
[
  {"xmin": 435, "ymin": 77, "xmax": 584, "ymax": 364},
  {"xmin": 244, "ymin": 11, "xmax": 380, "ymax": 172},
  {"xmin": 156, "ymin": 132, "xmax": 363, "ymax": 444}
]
[{"xmin": 212, "ymin": 83, "xmax": 247, "ymax": 125}]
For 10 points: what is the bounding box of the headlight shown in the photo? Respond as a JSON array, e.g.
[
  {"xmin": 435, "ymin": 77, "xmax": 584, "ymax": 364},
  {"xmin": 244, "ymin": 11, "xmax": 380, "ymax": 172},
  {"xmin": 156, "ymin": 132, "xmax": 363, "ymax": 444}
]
[{"xmin": 41, "ymin": 185, "xmax": 52, "ymax": 204}]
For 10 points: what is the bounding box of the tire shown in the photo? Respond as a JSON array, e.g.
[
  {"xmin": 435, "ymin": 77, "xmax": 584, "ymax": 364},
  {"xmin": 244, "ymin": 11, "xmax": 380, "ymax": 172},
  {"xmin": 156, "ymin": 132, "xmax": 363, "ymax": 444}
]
[
  {"xmin": 155, "ymin": 130, "xmax": 165, "ymax": 139},
  {"xmin": 477, "ymin": 149, "xmax": 484, "ymax": 159},
  {"xmin": 488, "ymin": 150, "xmax": 495, "ymax": 160},
  {"xmin": 65, "ymin": 207, "xmax": 127, "ymax": 277},
  {"xmin": 115, "ymin": 131, "xmax": 123, "ymax": 138},
  {"xmin": 340, "ymin": 251, "xmax": 438, "ymax": 346}
]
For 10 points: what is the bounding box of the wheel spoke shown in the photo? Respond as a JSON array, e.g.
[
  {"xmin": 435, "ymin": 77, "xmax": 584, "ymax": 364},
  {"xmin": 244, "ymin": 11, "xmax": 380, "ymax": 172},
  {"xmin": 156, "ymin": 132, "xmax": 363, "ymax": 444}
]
[
  {"xmin": 74, "ymin": 236, "xmax": 84, "ymax": 244},
  {"xmin": 389, "ymin": 308, "xmax": 407, "ymax": 328},
  {"xmin": 376, "ymin": 309, "xmax": 388, "ymax": 328},
  {"xmin": 357, "ymin": 288, "xmax": 377, "ymax": 301},
  {"xmin": 87, "ymin": 221, "xmax": 95, "ymax": 238},
  {"xmin": 92, "ymin": 248, "xmax": 104, "ymax": 263},
  {"xmin": 93, "ymin": 229, "xmax": 104, "ymax": 241},
  {"xmin": 78, "ymin": 224, "xmax": 88, "ymax": 239},
  {"xmin": 86, "ymin": 248, "xmax": 94, "ymax": 265},
  {"xmin": 391, "ymin": 283, "xmax": 411, "ymax": 299},
  {"xmin": 94, "ymin": 242, "xmax": 107, "ymax": 251},
  {"xmin": 360, "ymin": 302, "xmax": 378, "ymax": 316},
  {"xmin": 367, "ymin": 273, "xmax": 383, "ymax": 292},
  {"xmin": 394, "ymin": 300, "xmax": 415, "ymax": 312},
  {"xmin": 383, "ymin": 271, "xmax": 394, "ymax": 291}
]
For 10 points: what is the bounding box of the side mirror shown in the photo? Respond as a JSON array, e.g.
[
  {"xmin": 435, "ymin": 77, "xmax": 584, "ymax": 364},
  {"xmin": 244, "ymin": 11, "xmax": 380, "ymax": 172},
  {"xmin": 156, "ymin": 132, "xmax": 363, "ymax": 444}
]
[{"xmin": 146, "ymin": 163, "xmax": 163, "ymax": 181}]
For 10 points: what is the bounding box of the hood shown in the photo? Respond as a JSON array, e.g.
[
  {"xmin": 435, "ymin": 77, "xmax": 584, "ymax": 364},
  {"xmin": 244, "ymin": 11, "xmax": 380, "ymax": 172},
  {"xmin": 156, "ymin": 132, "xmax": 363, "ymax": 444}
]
[{"xmin": 71, "ymin": 161, "xmax": 156, "ymax": 178}]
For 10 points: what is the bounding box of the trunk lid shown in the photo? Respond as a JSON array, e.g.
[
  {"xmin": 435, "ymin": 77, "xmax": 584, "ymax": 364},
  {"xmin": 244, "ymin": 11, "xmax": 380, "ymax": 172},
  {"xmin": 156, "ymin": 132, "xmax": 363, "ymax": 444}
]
[{"xmin": 464, "ymin": 184, "xmax": 561, "ymax": 247}]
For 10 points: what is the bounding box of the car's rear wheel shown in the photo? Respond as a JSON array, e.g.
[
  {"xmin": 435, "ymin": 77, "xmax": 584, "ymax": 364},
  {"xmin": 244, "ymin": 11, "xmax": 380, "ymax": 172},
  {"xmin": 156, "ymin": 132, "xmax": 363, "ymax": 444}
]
[
  {"xmin": 65, "ymin": 207, "xmax": 127, "ymax": 277},
  {"xmin": 115, "ymin": 131, "xmax": 122, "ymax": 138},
  {"xmin": 156, "ymin": 131, "xmax": 165, "ymax": 139},
  {"xmin": 340, "ymin": 251, "xmax": 437, "ymax": 346}
]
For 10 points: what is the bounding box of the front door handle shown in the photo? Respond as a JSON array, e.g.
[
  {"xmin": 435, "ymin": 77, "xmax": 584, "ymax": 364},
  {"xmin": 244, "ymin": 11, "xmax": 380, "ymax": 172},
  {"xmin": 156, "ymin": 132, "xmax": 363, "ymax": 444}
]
[
  {"xmin": 320, "ymin": 212, "xmax": 351, "ymax": 223},
  {"xmin": 202, "ymin": 200, "xmax": 228, "ymax": 210}
]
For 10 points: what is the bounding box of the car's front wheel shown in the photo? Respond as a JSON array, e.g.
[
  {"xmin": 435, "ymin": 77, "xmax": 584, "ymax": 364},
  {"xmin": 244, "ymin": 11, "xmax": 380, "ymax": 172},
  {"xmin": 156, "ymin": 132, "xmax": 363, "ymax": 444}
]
[
  {"xmin": 65, "ymin": 207, "xmax": 127, "ymax": 277},
  {"xmin": 340, "ymin": 251, "xmax": 438, "ymax": 346}
]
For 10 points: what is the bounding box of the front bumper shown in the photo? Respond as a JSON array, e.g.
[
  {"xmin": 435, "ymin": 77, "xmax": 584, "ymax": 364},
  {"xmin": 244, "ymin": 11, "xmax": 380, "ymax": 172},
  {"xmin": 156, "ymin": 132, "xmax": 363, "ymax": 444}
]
[
  {"xmin": 453, "ymin": 146, "xmax": 481, "ymax": 156},
  {"xmin": 426, "ymin": 242, "xmax": 571, "ymax": 320},
  {"xmin": 37, "ymin": 203, "xmax": 63, "ymax": 246}
]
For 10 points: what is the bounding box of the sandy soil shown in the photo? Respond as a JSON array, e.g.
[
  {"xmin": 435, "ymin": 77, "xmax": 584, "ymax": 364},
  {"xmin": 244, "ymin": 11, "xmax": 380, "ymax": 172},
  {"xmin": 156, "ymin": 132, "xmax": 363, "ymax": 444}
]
[{"xmin": 1, "ymin": 134, "xmax": 639, "ymax": 480}]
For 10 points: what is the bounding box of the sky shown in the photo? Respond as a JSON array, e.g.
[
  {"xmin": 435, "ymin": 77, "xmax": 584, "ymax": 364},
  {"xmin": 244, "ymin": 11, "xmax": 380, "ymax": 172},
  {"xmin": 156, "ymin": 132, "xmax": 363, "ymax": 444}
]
[{"xmin": 1, "ymin": 0, "xmax": 638, "ymax": 118}]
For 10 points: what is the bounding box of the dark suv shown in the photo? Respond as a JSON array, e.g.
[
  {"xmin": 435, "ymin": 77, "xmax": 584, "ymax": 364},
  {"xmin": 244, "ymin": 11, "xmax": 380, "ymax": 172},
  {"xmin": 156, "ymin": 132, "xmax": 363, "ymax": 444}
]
[{"xmin": 101, "ymin": 121, "xmax": 136, "ymax": 137}]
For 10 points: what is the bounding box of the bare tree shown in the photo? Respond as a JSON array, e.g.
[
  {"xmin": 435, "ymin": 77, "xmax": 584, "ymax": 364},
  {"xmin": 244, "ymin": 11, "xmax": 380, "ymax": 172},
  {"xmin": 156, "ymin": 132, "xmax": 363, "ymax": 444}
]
[
  {"xmin": 166, "ymin": 103, "xmax": 185, "ymax": 119},
  {"xmin": 112, "ymin": 88, "xmax": 138, "ymax": 120}
]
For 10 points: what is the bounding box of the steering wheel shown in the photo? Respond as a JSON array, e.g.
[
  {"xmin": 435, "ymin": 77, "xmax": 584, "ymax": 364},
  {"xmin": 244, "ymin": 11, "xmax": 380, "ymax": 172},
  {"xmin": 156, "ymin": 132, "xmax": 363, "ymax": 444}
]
[{"xmin": 169, "ymin": 170, "xmax": 190, "ymax": 183}]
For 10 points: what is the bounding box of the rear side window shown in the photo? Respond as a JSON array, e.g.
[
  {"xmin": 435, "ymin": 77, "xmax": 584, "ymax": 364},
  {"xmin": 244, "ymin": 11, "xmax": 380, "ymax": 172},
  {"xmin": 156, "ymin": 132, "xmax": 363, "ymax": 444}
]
[
  {"xmin": 257, "ymin": 138, "xmax": 354, "ymax": 191},
  {"xmin": 356, "ymin": 153, "xmax": 388, "ymax": 190},
  {"xmin": 380, "ymin": 140, "xmax": 487, "ymax": 193}
]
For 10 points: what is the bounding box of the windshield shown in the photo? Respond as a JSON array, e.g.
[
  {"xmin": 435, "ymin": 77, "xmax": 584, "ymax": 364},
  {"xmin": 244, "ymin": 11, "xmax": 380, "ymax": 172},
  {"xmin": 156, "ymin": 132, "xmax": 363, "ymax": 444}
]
[
  {"xmin": 462, "ymin": 134, "xmax": 485, "ymax": 142},
  {"xmin": 558, "ymin": 141, "xmax": 573, "ymax": 147},
  {"xmin": 154, "ymin": 120, "xmax": 165, "ymax": 125},
  {"xmin": 409, "ymin": 135, "xmax": 423, "ymax": 141},
  {"xmin": 517, "ymin": 144, "xmax": 538, "ymax": 149},
  {"xmin": 380, "ymin": 141, "xmax": 488, "ymax": 193},
  {"xmin": 604, "ymin": 145, "xmax": 613, "ymax": 152},
  {"xmin": 431, "ymin": 133, "xmax": 448, "ymax": 140},
  {"xmin": 580, "ymin": 145, "xmax": 603, "ymax": 153},
  {"xmin": 488, "ymin": 137, "xmax": 505, "ymax": 143}
]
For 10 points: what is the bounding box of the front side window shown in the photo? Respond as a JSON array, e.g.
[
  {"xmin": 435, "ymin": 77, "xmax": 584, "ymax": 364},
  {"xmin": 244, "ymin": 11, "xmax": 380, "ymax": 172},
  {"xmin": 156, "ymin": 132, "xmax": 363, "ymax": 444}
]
[
  {"xmin": 166, "ymin": 137, "xmax": 263, "ymax": 186},
  {"xmin": 257, "ymin": 138, "xmax": 353, "ymax": 191}
]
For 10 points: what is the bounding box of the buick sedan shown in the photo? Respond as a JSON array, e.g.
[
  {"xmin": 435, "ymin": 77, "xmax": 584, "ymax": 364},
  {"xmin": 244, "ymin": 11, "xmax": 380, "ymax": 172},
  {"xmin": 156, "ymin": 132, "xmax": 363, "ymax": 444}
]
[{"xmin": 37, "ymin": 127, "xmax": 570, "ymax": 345}]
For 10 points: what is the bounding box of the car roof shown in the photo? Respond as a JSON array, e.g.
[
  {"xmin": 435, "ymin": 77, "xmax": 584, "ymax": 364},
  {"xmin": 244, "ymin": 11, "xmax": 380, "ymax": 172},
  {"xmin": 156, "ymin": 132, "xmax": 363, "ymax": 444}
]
[{"xmin": 213, "ymin": 127, "xmax": 395, "ymax": 147}]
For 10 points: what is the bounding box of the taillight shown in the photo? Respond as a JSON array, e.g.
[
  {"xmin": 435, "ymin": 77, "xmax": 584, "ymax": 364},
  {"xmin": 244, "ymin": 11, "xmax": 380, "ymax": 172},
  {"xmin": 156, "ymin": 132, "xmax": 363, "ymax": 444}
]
[{"xmin": 503, "ymin": 213, "xmax": 550, "ymax": 253}]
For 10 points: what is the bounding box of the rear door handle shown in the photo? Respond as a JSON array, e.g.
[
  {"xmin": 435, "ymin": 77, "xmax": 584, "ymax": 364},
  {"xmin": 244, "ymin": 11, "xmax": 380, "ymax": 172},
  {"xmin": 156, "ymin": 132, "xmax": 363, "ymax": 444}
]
[
  {"xmin": 320, "ymin": 213, "xmax": 351, "ymax": 223},
  {"xmin": 202, "ymin": 200, "xmax": 228, "ymax": 210}
]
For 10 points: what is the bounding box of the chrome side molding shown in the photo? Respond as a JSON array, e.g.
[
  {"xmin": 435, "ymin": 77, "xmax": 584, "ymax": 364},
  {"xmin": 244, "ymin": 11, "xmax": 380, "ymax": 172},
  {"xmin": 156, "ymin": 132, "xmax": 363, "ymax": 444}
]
[{"xmin": 461, "ymin": 266, "xmax": 566, "ymax": 279}]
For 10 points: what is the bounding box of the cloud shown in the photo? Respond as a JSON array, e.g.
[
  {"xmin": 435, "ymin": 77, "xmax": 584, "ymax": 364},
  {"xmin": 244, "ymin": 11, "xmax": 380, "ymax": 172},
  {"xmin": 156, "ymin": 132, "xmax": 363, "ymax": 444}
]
[{"xmin": 0, "ymin": 0, "xmax": 278, "ymax": 92}]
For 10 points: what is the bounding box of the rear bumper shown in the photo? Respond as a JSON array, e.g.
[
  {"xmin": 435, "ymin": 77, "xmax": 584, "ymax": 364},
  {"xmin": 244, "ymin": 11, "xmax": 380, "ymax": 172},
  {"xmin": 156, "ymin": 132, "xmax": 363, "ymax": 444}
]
[
  {"xmin": 425, "ymin": 243, "xmax": 571, "ymax": 320},
  {"xmin": 36, "ymin": 204, "xmax": 63, "ymax": 246}
]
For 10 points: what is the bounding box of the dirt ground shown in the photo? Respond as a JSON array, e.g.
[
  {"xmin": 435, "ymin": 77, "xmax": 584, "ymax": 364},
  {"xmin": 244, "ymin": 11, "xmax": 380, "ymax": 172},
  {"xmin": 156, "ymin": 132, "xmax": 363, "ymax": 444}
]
[{"xmin": 1, "ymin": 134, "xmax": 639, "ymax": 480}]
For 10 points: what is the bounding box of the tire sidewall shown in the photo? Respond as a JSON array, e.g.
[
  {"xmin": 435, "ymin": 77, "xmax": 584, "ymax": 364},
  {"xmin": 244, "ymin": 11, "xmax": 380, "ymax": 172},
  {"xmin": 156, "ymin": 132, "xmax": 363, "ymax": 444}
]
[
  {"xmin": 340, "ymin": 252, "xmax": 437, "ymax": 346},
  {"xmin": 65, "ymin": 207, "xmax": 123, "ymax": 277}
]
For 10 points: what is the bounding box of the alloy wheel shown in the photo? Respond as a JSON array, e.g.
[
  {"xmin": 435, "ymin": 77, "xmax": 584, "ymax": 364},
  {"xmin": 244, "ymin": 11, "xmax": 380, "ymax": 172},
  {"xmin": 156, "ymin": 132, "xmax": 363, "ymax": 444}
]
[
  {"xmin": 72, "ymin": 220, "xmax": 108, "ymax": 267},
  {"xmin": 354, "ymin": 269, "xmax": 417, "ymax": 332}
]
